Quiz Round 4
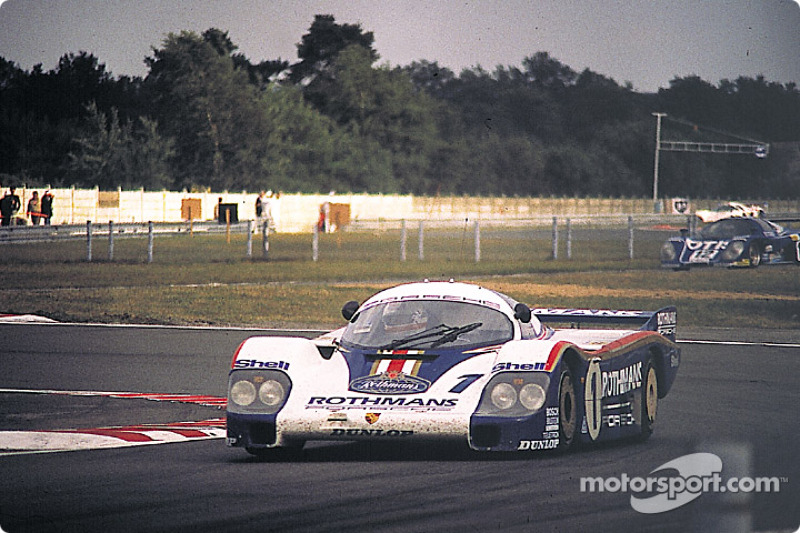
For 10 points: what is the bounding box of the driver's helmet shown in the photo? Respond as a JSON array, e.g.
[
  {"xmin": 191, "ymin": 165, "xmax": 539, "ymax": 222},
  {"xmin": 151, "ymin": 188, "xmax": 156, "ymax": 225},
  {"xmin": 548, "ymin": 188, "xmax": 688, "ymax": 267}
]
[{"xmin": 382, "ymin": 302, "xmax": 428, "ymax": 333}]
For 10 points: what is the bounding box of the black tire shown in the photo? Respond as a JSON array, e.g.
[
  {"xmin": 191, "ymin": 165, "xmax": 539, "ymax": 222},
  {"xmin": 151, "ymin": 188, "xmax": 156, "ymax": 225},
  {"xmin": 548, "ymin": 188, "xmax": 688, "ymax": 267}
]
[
  {"xmin": 246, "ymin": 443, "xmax": 305, "ymax": 460},
  {"xmin": 748, "ymin": 242, "xmax": 762, "ymax": 268},
  {"xmin": 557, "ymin": 367, "xmax": 578, "ymax": 451},
  {"xmin": 638, "ymin": 359, "xmax": 658, "ymax": 441}
]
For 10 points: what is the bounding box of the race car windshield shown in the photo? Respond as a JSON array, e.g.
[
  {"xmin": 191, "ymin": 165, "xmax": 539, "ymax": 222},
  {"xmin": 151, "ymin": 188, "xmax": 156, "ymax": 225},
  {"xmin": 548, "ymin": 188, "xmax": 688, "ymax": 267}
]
[
  {"xmin": 699, "ymin": 219, "xmax": 756, "ymax": 240},
  {"xmin": 340, "ymin": 300, "xmax": 514, "ymax": 350}
]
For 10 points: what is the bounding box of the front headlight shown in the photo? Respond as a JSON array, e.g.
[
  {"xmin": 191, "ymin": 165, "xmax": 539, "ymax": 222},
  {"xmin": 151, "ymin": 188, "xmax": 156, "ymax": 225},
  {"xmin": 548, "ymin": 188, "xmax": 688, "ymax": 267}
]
[
  {"xmin": 259, "ymin": 380, "xmax": 285, "ymax": 407},
  {"xmin": 477, "ymin": 372, "xmax": 550, "ymax": 416},
  {"xmin": 490, "ymin": 383, "xmax": 518, "ymax": 410},
  {"xmin": 720, "ymin": 240, "xmax": 745, "ymax": 261},
  {"xmin": 230, "ymin": 380, "xmax": 257, "ymax": 406},
  {"xmin": 227, "ymin": 370, "xmax": 292, "ymax": 413},
  {"xmin": 519, "ymin": 383, "xmax": 547, "ymax": 411}
]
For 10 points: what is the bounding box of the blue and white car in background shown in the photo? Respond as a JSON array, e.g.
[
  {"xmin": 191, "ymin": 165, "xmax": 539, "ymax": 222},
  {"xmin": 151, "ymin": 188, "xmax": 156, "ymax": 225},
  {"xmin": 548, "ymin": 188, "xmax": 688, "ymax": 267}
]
[
  {"xmin": 226, "ymin": 281, "xmax": 680, "ymax": 456},
  {"xmin": 661, "ymin": 217, "xmax": 800, "ymax": 269}
]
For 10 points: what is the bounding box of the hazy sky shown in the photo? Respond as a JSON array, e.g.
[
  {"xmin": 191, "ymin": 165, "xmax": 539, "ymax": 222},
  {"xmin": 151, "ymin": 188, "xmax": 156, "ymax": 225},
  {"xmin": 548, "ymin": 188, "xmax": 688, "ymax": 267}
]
[{"xmin": 1, "ymin": 0, "xmax": 798, "ymax": 93}]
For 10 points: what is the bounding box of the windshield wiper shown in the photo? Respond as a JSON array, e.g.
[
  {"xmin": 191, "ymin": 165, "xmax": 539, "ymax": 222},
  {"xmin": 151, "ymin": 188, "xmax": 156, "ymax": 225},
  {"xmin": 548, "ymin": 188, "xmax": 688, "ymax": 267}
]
[
  {"xmin": 379, "ymin": 322, "xmax": 482, "ymax": 351},
  {"xmin": 430, "ymin": 322, "xmax": 483, "ymax": 348}
]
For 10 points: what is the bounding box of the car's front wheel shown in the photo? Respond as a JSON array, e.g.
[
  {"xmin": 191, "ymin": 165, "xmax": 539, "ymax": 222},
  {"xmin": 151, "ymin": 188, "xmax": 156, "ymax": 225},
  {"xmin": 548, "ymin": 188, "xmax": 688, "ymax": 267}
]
[
  {"xmin": 246, "ymin": 442, "xmax": 305, "ymax": 460},
  {"xmin": 748, "ymin": 242, "xmax": 762, "ymax": 267},
  {"xmin": 557, "ymin": 367, "xmax": 578, "ymax": 451}
]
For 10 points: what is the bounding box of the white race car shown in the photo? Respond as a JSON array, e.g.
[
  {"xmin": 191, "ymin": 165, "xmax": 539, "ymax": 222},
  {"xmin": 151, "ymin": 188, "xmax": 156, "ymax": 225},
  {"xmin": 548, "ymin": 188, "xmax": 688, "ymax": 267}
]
[
  {"xmin": 226, "ymin": 281, "xmax": 680, "ymax": 456},
  {"xmin": 695, "ymin": 201, "xmax": 765, "ymax": 223}
]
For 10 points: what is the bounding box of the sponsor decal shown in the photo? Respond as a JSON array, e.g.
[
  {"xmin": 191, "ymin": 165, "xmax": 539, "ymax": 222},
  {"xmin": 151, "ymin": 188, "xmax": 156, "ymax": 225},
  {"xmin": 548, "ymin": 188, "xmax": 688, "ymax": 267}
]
[
  {"xmin": 603, "ymin": 413, "xmax": 635, "ymax": 427},
  {"xmin": 234, "ymin": 359, "xmax": 290, "ymax": 370},
  {"xmin": 517, "ymin": 439, "xmax": 559, "ymax": 451},
  {"xmin": 331, "ymin": 428, "xmax": 413, "ymax": 437},
  {"xmin": 683, "ymin": 240, "xmax": 729, "ymax": 263},
  {"xmin": 657, "ymin": 311, "xmax": 677, "ymax": 337},
  {"xmin": 350, "ymin": 373, "xmax": 430, "ymax": 395},
  {"xmin": 602, "ymin": 362, "xmax": 642, "ymax": 398},
  {"xmin": 492, "ymin": 362, "xmax": 546, "ymax": 373},
  {"xmin": 349, "ymin": 359, "xmax": 430, "ymax": 395},
  {"xmin": 365, "ymin": 413, "xmax": 380, "ymax": 425},
  {"xmin": 534, "ymin": 308, "xmax": 646, "ymax": 318},
  {"xmin": 307, "ymin": 396, "xmax": 458, "ymax": 411}
]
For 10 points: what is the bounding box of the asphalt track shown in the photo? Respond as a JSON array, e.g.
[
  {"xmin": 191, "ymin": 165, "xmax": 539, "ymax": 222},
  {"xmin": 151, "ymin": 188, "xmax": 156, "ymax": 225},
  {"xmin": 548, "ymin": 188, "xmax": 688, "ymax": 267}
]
[{"xmin": 0, "ymin": 323, "xmax": 798, "ymax": 533}]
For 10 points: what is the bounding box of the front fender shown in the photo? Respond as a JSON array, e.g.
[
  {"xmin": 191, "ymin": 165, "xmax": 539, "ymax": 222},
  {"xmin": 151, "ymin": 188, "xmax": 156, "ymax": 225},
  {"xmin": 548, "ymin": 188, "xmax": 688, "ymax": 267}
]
[
  {"xmin": 232, "ymin": 336, "xmax": 329, "ymax": 371},
  {"xmin": 493, "ymin": 339, "xmax": 574, "ymax": 373}
]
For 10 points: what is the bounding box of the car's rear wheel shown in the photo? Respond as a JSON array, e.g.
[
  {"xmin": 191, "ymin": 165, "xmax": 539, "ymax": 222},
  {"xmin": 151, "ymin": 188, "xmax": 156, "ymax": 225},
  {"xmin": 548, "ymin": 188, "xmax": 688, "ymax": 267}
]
[
  {"xmin": 638, "ymin": 359, "xmax": 658, "ymax": 440},
  {"xmin": 557, "ymin": 367, "xmax": 578, "ymax": 451},
  {"xmin": 748, "ymin": 242, "xmax": 762, "ymax": 267}
]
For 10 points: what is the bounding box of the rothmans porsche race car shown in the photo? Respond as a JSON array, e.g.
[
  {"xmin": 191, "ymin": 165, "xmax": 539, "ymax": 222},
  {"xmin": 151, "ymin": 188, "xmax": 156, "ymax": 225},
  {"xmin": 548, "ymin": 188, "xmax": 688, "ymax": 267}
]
[
  {"xmin": 660, "ymin": 216, "xmax": 800, "ymax": 269},
  {"xmin": 226, "ymin": 281, "xmax": 680, "ymax": 456}
]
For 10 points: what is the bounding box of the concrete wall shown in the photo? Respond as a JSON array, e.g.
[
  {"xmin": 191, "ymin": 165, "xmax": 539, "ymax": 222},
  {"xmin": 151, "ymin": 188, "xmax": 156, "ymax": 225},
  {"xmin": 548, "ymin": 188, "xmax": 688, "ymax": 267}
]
[{"xmin": 6, "ymin": 186, "xmax": 800, "ymax": 233}]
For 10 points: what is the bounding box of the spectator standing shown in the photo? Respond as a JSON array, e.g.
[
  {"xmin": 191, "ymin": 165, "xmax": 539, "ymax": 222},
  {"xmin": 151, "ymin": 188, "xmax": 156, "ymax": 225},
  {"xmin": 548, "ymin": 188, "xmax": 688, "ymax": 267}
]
[
  {"xmin": 260, "ymin": 190, "xmax": 274, "ymax": 230},
  {"xmin": 40, "ymin": 190, "xmax": 54, "ymax": 225},
  {"xmin": 1, "ymin": 187, "xmax": 21, "ymax": 226},
  {"xmin": 255, "ymin": 191, "xmax": 264, "ymax": 220},
  {"xmin": 27, "ymin": 191, "xmax": 41, "ymax": 225},
  {"xmin": 214, "ymin": 197, "xmax": 222, "ymax": 222},
  {"xmin": 258, "ymin": 191, "xmax": 275, "ymax": 259}
]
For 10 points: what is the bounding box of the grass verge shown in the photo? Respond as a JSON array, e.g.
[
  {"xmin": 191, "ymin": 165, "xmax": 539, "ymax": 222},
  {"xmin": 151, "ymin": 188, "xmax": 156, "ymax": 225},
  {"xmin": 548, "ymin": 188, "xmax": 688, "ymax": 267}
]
[{"xmin": 1, "ymin": 231, "xmax": 798, "ymax": 330}]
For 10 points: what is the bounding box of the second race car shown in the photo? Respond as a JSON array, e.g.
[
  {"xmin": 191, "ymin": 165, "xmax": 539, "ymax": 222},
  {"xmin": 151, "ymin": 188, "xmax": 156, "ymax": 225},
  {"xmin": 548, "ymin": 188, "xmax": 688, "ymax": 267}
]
[{"xmin": 660, "ymin": 216, "xmax": 800, "ymax": 269}]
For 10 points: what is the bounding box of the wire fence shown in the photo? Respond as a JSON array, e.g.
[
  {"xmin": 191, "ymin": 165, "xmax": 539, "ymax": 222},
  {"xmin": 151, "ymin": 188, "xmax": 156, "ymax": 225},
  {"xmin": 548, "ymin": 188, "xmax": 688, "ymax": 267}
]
[{"xmin": 0, "ymin": 215, "xmax": 702, "ymax": 266}]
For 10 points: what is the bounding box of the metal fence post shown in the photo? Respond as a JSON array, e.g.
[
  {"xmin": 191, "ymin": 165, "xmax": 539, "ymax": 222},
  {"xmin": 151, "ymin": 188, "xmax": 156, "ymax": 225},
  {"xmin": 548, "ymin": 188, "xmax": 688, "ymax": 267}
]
[
  {"xmin": 262, "ymin": 221, "xmax": 270, "ymax": 259},
  {"xmin": 246, "ymin": 220, "xmax": 253, "ymax": 257},
  {"xmin": 400, "ymin": 219, "xmax": 407, "ymax": 262},
  {"xmin": 628, "ymin": 215, "xmax": 634, "ymax": 260},
  {"xmin": 108, "ymin": 220, "xmax": 114, "ymax": 261},
  {"xmin": 86, "ymin": 220, "xmax": 92, "ymax": 262},
  {"xmin": 418, "ymin": 220, "xmax": 425, "ymax": 261},
  {"xmin": 474, "ymin": 220, "xmax": 481, "ymax": 262},
  {"xmin": 147, "ymin": 221, "xmax": 154, "ymax": 263},
  {"xmin": 566, "ymin": 218, "xmax": 572, "ymax": 260},
  {"xmin": 551, "ymin": 217, "xmax": 558, "ymax": 260},
  {"xmin": 312, "ymin": 224, "xmax": 319, "ymax": 262}
]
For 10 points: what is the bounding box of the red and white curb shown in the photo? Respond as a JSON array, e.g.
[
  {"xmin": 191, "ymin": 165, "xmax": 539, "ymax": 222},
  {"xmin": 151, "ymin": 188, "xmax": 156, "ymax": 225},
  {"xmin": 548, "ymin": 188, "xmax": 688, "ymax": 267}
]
[{"xmin": 0, "ymin": 388, "xmax": 228, "ymax": 456}]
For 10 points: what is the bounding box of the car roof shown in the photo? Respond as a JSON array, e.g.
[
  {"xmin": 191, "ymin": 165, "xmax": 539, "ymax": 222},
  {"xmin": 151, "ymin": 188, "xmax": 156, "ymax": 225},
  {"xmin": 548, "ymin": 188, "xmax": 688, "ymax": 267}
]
[{"xmin": 361, "ymin": 281, "xmax": 513, "ymax": 311}]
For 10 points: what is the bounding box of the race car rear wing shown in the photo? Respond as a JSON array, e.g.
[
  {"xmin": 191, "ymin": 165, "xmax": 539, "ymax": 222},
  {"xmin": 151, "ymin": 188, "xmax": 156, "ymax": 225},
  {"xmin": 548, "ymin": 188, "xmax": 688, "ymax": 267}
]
[{"xmin": 531, "ymin": 307, "xmax": 677, "ymax": 342}]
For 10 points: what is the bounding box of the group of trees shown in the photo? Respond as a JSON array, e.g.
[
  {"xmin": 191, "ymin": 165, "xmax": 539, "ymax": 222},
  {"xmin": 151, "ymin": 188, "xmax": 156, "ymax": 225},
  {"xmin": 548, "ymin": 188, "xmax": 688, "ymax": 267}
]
[{"xmin": 1, "ymin": 15, "xmax": 799, "ymax": 198}]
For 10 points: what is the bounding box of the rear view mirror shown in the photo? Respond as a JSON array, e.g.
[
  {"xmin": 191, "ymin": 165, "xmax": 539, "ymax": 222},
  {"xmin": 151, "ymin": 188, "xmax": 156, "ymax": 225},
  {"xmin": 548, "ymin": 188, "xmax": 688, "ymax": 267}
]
[
  {"xmin": 514, "ymin": 303, "xmax": 532, "ymax": 323},
  {"xmin": 341, "ymin": 300, "xmax": 360, "ymax": 321}
]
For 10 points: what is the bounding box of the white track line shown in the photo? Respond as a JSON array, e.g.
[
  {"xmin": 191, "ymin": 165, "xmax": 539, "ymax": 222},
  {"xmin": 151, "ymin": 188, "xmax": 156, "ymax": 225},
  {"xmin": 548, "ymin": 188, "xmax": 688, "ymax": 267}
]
[{"xmin": 678, "ymin": 339, "xmax": 800, "ymax": 349}]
